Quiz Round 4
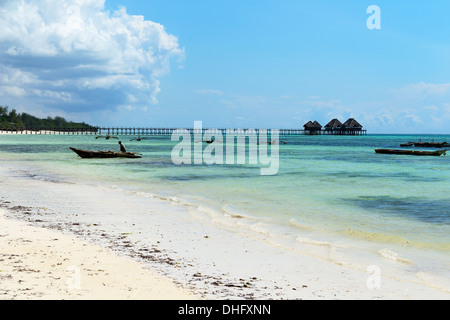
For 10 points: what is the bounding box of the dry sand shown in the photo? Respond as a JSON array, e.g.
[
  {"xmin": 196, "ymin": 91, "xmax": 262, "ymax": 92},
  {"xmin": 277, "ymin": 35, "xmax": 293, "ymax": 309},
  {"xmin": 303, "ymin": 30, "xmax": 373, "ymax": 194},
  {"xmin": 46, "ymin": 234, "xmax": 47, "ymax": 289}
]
[{"xmin": 0, "ymin": 209, "xmax": 198, "ymax": 300}]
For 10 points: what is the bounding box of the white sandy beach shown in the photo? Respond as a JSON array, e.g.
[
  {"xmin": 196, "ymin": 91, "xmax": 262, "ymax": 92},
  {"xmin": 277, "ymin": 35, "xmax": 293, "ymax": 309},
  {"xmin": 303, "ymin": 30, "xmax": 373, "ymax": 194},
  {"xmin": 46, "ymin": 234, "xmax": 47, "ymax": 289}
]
[
  {"xmin": 0, "ymin": 208, "xmax": 198, "ymax": 300},
  {"xmin": 0, "ymin": 162, "xmax": 449, "ymax": 300}
]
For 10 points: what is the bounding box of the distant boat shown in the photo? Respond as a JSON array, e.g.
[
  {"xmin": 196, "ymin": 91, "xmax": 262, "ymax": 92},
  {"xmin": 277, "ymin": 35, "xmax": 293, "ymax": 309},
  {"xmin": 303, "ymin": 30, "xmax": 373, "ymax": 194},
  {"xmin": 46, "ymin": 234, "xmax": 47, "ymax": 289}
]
[
  {"xmin": 130, "ymin": 136, "xmax": 149, "ymax": 141},
  {"xmin": 95, "ymin": 135, "xmax": 119, "ymax": 140},
  {"xmin": 400, "ymin": 142, "xmax": 414, "ymax": 147},
  {"xmin": 400, "ymin": 141, "xmax": 450, "ymax": 148},
  {"xmin": 413, "ymin": 142, "xmax": 450, "ymax": 148},
  {"xmin": 267, "ymin": 140, "xmax": 287, "ymax": 145},
  {"xmin": 70, "ymin": 147, "xmax": 142, "ymax": 159},
  {"xmin": 375, "ymin": 148, "xmax": 447, "ymax": 156}
]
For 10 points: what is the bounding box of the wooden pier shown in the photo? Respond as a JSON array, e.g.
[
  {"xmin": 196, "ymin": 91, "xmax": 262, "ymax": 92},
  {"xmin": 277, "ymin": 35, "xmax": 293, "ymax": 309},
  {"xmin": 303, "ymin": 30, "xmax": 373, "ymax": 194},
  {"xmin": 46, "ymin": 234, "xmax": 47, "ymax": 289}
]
[{"xmin": 0, "ymin": 127, "xmax": 367, "ymax": 136}]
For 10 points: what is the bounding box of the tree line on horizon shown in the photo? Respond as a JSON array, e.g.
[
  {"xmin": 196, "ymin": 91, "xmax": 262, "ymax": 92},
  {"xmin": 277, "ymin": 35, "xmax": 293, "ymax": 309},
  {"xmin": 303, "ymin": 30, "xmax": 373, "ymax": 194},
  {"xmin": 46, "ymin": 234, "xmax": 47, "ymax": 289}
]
[{"xmin": 0, "ymin": 105, "xmax": 97, "ymax": 131}]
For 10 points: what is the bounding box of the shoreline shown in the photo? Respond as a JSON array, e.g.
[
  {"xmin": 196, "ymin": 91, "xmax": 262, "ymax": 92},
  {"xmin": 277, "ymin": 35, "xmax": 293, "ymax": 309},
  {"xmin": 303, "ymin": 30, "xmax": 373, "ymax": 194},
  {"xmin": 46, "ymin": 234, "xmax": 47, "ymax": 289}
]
[
  {"xmin": 0, "ymin": 130, "xmax": 97, "ymax": 135},
  {"xmin": 0, "ymin": 157, "xmax": 449, "ymax": 299}
]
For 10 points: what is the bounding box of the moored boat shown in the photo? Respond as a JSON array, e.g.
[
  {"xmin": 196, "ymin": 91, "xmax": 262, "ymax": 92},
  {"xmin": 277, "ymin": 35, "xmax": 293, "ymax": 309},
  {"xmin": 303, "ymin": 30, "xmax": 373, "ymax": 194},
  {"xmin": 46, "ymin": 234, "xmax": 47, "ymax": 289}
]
[
  {"xmin": 70, "ymin": 147, "xmax": 142, "ymax": 159},
  {"xmin": 413, "ymin": 142, "xmax": 450, "ymax": 148},
  {"xmin": 375, "ymin": 148, "xmax": 447, "ymax": 156},
  {"xmin": 400, "ymin": 141, "xmax": 450, "ymax": 148},
  {"xmin": 400, "ymin": 142, "xmax": 414, "ymax": 147}
]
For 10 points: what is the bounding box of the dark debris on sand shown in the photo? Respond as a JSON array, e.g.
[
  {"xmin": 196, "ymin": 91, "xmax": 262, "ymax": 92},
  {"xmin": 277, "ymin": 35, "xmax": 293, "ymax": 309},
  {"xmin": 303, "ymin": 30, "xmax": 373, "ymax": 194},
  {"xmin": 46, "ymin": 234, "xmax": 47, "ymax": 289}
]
[{"xmin": 0, "ymin": 197, "xmax": 302, "ymax": 300}]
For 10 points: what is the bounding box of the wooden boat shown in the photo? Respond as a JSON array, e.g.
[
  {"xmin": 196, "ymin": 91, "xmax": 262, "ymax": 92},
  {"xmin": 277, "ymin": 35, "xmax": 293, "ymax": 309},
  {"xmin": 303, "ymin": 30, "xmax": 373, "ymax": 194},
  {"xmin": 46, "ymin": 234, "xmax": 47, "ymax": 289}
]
[
  {"xmin": 266, "ymin": 140, "xmax": 287, "ymax": 145},
  {"xmin": 401, "ymin": 141, "xmax": 450, "ymax": 148},
  {"xmin": 129, "ymin": 136, "xmax": 149, "ymax": 141},
  {"xmin": 413, "ymin": 142, "xmax": 450, "ymax": 148},
  {"xmin": 400, "ymin": 142, "xmax": 414, "ymax": 147},
  {"xmin": 375, "ymin": 148, "xmax": 447, "ymax": 156},
  {"xmin": 70, "ymin": 147, "xmax": 142, "ymax": 159}
]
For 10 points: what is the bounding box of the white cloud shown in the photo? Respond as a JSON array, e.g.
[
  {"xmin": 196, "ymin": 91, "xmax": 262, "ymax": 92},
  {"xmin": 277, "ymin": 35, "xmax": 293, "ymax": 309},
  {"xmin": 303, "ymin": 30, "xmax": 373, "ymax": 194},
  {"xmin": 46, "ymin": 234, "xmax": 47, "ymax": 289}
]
[
  {"xmin": 392, "ymin": 82, "xmax": 450, "ymax": 100},
  {"xmin": 0, "ymin": 0, "xmax": 183, "ymax": 115},
  {"xmin": 0, "ymin": 85, "xmax": 27, "ymax": 97},
  {"xmin": 401, "ymin": 109, "xmax": 422, "ymax": 124}
]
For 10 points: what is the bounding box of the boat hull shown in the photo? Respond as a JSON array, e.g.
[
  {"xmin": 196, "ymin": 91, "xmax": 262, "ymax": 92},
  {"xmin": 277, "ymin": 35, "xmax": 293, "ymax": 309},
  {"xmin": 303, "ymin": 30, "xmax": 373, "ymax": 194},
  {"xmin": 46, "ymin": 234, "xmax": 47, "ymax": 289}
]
[
  {"xmin": 70, "ymin": 147, "xmax": 142, "ymax": 159},
  {"xmin": 400, "ymin": 141, "xmax": 450, "ymax": 148},
  {"xmin": 375, "ymin": 148, "xmax": 447, "ymax": 156},
  {"xmin": 413, "ymin": 142, "xmax": 450, "ymax": 148}
]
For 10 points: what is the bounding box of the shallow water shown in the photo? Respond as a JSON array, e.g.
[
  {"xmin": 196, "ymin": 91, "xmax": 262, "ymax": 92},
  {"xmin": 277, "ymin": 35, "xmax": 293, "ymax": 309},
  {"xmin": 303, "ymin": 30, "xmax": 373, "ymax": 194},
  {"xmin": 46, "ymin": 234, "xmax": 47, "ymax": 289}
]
[{"xmin": 1, "ymin": 133, "xmax": 449, "ymax": 292}]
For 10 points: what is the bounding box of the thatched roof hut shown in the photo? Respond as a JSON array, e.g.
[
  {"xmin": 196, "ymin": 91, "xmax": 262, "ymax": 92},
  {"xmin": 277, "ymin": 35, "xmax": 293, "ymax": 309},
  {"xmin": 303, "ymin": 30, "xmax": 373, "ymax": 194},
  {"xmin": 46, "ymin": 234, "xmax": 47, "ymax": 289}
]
[
  {"xmin": 303, "ymin": 120, "xmax": 322, "ymax": 131},
  {"xmin": 300, "ymin": 118, "xmax": 365, "ymax": 135},
  {"xmin": 342, "ymin": 118, "xmax": 363, "ymax": 130},
  {"xmin": 312, "ymin": 120, "xmax": 322, "ymax": 128},
  {"xmin": 324, "ymin": 119, "xmax": 343, "ymax": 131}
]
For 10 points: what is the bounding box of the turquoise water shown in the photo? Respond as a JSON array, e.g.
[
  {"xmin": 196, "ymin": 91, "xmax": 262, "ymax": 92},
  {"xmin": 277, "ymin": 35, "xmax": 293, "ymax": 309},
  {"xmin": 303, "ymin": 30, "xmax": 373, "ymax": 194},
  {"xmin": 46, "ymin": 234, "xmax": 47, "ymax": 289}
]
[{"xmin": 1, "ymin": 133, "xmax": 450, "ymax": 253}]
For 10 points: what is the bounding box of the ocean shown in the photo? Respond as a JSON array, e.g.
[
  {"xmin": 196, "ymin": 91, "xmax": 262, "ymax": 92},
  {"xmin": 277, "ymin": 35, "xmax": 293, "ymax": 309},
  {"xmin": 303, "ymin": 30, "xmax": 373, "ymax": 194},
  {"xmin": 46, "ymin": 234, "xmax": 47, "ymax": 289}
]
[{"xmin": 1, "ymin": 132, "xmax": 449, "ymax": 297}]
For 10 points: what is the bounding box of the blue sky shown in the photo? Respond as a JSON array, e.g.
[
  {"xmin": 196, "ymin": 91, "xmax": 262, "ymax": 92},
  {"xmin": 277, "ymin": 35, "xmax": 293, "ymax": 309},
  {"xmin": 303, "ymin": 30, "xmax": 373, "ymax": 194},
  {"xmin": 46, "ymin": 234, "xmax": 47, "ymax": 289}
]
[{"xmin": 1, "ymin": 1, "xmax": 450, "ymax": 133}]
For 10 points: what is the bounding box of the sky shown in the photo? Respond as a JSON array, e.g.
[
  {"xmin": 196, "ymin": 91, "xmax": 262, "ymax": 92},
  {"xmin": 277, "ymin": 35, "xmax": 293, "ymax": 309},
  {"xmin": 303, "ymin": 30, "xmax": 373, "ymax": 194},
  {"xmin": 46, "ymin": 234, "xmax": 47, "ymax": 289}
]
[{"xmin": 1, "ymin": 0, "xmax": 450, "ymax": 133}]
